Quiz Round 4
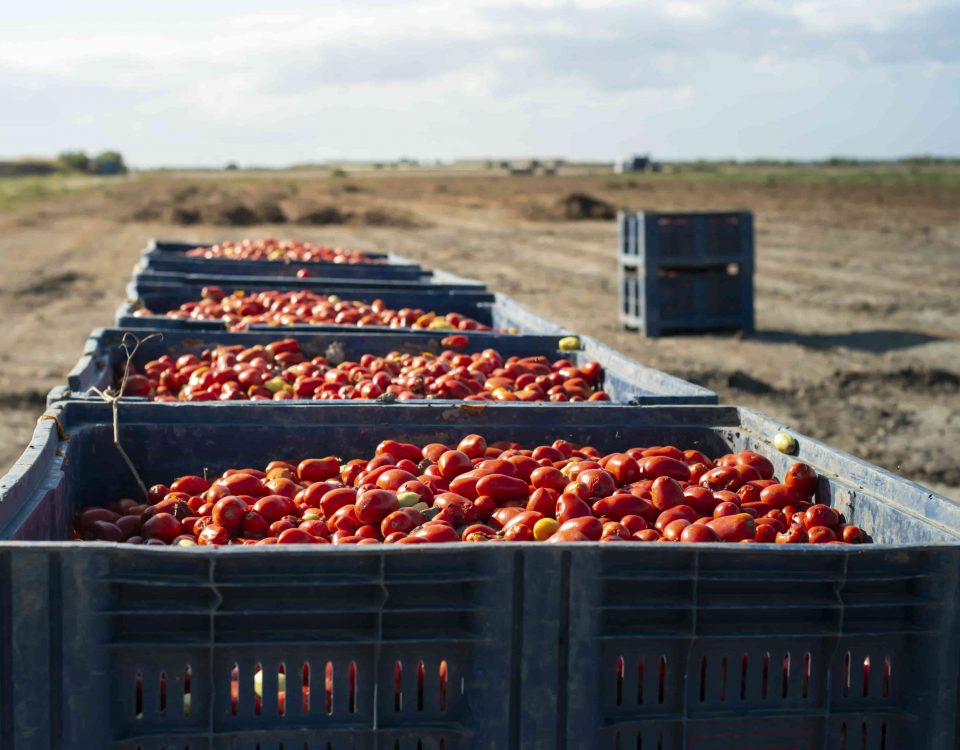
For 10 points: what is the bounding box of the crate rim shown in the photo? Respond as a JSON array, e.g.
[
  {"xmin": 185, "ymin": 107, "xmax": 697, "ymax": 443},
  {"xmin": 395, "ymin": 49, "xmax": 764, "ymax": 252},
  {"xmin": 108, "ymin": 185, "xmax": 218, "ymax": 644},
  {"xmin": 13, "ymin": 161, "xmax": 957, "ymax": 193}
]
[
  {"xmin": 51, "ymin": 324, "xmax": 716, "ymax": 406},
  {"xmin": 4, "ymin": 401, "xmax": 958, "ymax": 548}
]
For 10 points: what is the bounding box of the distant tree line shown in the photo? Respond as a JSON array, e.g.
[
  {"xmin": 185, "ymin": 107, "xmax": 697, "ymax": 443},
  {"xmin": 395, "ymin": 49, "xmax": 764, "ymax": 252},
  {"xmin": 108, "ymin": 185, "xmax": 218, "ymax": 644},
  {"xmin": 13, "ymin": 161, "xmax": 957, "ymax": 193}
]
[{"xmin": 57, "ymin": 150, "xmax": 128, "ymax": 175}]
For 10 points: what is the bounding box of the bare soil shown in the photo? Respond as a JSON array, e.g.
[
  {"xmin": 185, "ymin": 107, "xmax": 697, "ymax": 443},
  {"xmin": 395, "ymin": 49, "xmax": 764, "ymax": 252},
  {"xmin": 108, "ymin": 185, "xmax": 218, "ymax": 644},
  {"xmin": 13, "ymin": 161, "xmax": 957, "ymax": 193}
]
[{"xmin": 1, "ymin": 168, "xmax": 958, "ymax": 498}]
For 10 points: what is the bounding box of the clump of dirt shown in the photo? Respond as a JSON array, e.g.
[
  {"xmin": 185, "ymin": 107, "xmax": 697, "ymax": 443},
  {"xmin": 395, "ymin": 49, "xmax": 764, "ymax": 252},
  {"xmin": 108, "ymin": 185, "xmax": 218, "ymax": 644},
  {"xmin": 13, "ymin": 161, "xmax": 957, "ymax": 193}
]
[
  {"xmin": 562, "ymin": 192, "xmax": 617, "ymax": 220},
  {"xmin": 284, "ymin": 202, "xmax": 349, "ymax": 225},
  {"xmin": 518, "ymin": 192, "xmax": 617, "ymax": 221},
  {"xmin": 358, "ymin": 207, "xmax": 428, "ymax": 228},
  {"xmin": 120, "ymin": 182, "xmax": 424, "ymax": 227},
  {"xmin": 209, "ymin": 202, "xmax": 259, "ymax": 226}
]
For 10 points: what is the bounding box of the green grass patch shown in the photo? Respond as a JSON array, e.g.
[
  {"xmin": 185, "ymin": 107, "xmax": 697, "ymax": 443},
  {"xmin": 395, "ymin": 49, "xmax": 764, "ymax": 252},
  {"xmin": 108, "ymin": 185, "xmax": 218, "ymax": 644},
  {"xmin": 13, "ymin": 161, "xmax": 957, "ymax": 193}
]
[{"xmin": 0, "ymin": 174, "xmax": 115, "ymax": 212}]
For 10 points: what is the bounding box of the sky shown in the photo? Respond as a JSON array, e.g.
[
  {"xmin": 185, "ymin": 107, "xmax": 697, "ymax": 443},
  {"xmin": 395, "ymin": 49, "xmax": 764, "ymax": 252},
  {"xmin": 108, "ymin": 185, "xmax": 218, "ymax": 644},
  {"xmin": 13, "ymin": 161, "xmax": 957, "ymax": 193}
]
[{"xmin": 1, "ymin": 0, "xmax": 958, "ymax": 167}]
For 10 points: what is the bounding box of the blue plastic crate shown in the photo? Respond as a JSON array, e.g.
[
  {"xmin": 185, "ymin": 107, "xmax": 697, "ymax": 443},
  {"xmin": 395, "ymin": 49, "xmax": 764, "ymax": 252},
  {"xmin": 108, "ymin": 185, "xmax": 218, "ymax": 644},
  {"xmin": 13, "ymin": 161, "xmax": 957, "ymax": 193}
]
[
  {"xmin": 141, "ymin": 239, "xmax": 427, "ymax": 280},
  {"xmin": 619, "ymin": 211, "xmax": 754, "ymax": 269},
  {"xmin": 47, "ymin": 327, "xmax": 717, "ymax": 406},
  {"xmin": 131, "ymin": 266, "xmax": 487, "ymax": 293},
  {"xmin": 117, "ymin": 285, "xmax": 572, "ymax": 337},
  {"xmin": 1, "ymin": 402, "xmax": 959, "ymax": 749},
  {"xmin": 619, "ymin": 265, "xmax": 755, "ymax": 336}
]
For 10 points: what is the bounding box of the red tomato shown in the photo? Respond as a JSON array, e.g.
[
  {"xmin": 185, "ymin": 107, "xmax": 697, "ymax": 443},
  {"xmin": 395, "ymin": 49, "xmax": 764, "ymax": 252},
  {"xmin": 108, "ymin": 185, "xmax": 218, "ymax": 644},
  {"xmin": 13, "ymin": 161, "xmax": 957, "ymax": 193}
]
[
  {"xmin": 476, "ymin": 473, "xmax": 528, "ymax": 502},
  {"xmin": 355, "ymin": 489, "xmax": 400, "ymax": 525},
  {"xmin": 803, "ymin": 504, "xmax": 840, "ymax": 530},
  {"xmin": 555, "ymin": 493, "xmax": 592, "ymax": 524},
  {"xmin": 298, "ymin": 457, "xmax": 341, "ymax": 482},
  {"xmin": 707, "ymin": 513, "xmax": 756, "ymax": 542},
  {"xmin": 680, "ymin": 524, "xmax": 720, "ymax": 543},
  {"xmin": 650, "ymin": 476, "xmax": 685, "ymax": 512},
  {"xmin": 212, "ymin": 496, "xmax": 248, "ymax": 534},
  {"xmin": 559, "ymin": 516, "xmax": 603, "ymax": 541},
  {"xmin": 438, "ymin": 450, "xmax": 473, "ymax": 479}
]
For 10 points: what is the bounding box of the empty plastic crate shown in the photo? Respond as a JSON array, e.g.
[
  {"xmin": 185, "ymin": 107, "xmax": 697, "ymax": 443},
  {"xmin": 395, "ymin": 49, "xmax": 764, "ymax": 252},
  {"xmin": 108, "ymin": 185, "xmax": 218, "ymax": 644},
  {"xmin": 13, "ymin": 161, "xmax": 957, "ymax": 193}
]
[
  {"xmin": 618, "ymin": 212, "xmax": 755, "ymax": 336},
  {"xmin": 116, "ymin": 285, "xmax": 572, "ymax": 337},
  {"xmin": 47, "ymin": 328, "xmax": 717, "ymax": 406},
  {"xmin": 620, "ymin": 211, "xmax": 754, "ymax": 269},
  {"xmin": 619, "ymin": 265, "xmax": 755, "ymax": 336},
  {"xmin": 141, "ymin": 240, "xmax": 427, "ymax": 280},
  {"xmin": 1, "ymin": 402, "xmax": 959, "ymax": 749}
]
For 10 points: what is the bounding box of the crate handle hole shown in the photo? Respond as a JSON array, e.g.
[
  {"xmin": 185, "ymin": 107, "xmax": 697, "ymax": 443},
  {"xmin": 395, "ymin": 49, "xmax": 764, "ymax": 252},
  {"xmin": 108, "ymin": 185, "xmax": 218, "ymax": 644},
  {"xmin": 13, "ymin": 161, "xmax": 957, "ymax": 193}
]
[
  {"xmin": 394, "ymin": 661, "xmax": 402, "ymax": 712},
  {"xmin": 637, "ymin": 657, "xmax": 644, "ymax": 705},
  {"xmin": 184, "ymin": 665, "xmax": 192, "ymax": 717},
  {"xmin": 862, "ymin": 656, "xmax": 870, "ymax": 698},
  {"xmin": 739, "ymin": 654, "xmax": 748, "ymax": 701},
  {"xmin": 883, "ymin": 656, "xmax": 891, "ymax": 698},
  {"xmin": 417, "ymin": 660, "xmax": 425, "ymax": 712},
  {"xmin": 657, "ymin": 656, "xmax": 666, "ymax": 704},
  {"xmin": 439, "ymin": 660, "xmax": 448, "ymax": 712},
  {"xmin": 159, "ymin": 670, "xmax": 167, "ymax": 717},
  {"xmin": 616, "ymin": 656, "xmax": 624, "ymax": 706},
  {"xmin": 302, "ymin": 662, "xmax": 311, "ymax": 715},
  {"xmin": 781, "ymin": 653, "xmax": 791, "ymax": 699},
  {"xmin": 278, "ymin": 662, "xmax": 286, "ymax": 716},
  {"xmin": 326, "ymin": 661, "xmax": 334, "ymax": 715},
  {"xmin": 843, "ymin": 651, "xmax": 851, "ymax": 698},
  {"xmin": 880, "ymin": 722, "xmax": 887, "ymax": 750},
  {"xmin": 719, "ymin": 656, "xmax": 728, "ymax": 701},
  {"xmin": 761, "ymin": 653, "xmax": 770, "ymax": 699},
  {"xmin": 253, "ymin": 663, "xmax": 263, "ymax": 715},
  {"xmin": 134, "ymin": 670, "xmax": 143, "ymax": 718},
  {"xmin": 230, "ymin": 664, "xmax": 239, "ymax": 716},
  {"xmin": 802, "ymin": 652, "xmax": 811, "ymax": 699},
  {"xmin": 349, "ymin": 660, "xmax": 357, "ymax": 714}
]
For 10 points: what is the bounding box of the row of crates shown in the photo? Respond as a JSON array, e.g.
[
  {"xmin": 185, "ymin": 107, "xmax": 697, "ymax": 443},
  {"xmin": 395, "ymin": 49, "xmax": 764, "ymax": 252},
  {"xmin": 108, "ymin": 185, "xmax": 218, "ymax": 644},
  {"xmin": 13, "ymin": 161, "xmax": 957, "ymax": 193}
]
[{"xmin": 1, "ymin": 236, "xmax": 958, "ymax": 749}]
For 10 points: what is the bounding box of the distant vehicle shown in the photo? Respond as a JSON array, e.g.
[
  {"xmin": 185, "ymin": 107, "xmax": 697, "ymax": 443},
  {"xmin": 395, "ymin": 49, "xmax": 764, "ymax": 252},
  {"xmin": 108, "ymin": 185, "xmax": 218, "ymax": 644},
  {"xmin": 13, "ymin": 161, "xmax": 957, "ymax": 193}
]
[{"xmin": 615, "ymin": 154, "xmax": 658, "ymax": 174}]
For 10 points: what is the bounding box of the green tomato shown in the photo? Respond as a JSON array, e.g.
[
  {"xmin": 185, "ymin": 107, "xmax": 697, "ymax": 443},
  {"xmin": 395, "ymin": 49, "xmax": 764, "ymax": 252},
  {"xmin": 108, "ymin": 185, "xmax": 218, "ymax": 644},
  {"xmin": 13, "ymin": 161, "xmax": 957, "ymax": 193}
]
[{"xmin": 773, "ymin": 432, "xmax": 798, "ymax": 455}]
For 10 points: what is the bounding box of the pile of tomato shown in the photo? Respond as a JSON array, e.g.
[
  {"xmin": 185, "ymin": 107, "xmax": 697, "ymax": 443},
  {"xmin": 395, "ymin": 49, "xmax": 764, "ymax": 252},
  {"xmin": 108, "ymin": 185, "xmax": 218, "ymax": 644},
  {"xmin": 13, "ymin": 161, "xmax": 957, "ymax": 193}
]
[
  {"xmin": 183, "ymin": 239, "xmax": 380, "ymax": 265},
  {"xmin": 73, "ymin": 435, "xmax": 866, "ymax": 547},
  {"xmin": 121, "ymin": 338, "xmax": 608, "ymax": 402},
  {"xmin": 133, "ymin": 287, "xmax": 502, "ymax": 333}
]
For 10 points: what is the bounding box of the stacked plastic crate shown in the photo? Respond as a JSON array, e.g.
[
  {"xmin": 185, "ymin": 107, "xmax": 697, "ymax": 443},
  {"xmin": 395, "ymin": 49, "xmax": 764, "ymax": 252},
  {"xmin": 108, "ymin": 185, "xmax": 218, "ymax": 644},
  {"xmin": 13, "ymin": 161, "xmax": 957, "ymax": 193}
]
[
  {"xmin": 0, "ymin": 236, "xmax": 958, "ymax": 750},
  {"xmin": 619, "ymin": 211, "xmax": 755, "ymax": 336}
]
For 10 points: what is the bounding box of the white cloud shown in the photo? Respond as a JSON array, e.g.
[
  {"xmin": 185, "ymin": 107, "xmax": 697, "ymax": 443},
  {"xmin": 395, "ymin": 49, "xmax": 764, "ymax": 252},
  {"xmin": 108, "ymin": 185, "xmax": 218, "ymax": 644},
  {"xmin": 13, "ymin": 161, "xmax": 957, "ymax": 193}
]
[{"xmin": 0, "ymin": 0, "xmax": 957, "ymax": 164}]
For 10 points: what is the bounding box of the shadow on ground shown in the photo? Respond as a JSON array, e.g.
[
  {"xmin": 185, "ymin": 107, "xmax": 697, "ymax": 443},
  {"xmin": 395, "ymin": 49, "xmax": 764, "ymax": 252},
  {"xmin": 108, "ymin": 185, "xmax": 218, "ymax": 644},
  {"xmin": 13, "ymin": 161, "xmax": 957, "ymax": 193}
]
[{"xmin": 753, "ymin": 329, "xmax": 945, "ymax": 353}]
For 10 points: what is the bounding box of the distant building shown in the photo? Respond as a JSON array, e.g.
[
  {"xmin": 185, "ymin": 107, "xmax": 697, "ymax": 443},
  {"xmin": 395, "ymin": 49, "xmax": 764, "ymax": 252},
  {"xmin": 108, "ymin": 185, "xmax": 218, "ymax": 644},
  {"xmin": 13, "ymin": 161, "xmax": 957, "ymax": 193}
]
[
  {"xmin": 0, "ymin": 160, "xmax": 55, "ymax": 177},
  {"xmin": 507, "ymin": 159, "xmax": 562, "ymax": 176},
  {"xmin": 615, "ymin": 155, "xmax": 657, "ymax": 174}
]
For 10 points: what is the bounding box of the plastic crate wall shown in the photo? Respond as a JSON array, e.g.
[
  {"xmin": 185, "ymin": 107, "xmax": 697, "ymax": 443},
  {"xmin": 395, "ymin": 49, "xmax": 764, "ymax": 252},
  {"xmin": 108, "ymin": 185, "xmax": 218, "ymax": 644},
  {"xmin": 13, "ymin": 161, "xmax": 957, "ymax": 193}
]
[
  {"xmin": 141, "ymin": 240, "xmax": 427, "ymax": 281},
  {"xmin": 618, "ymin": 212, "xmax": 755, "ymax": 336},
  {"xmin": 49, "ymin": 328, "xmax": 717, "ymax": 406},
  {"xmin": 131, "ymin": 267, "xmax": 487, "ymax": 292},
  {"xmin": 2, "ymin": 402, "xmax": 960, "ymax": 749},
  {"xmin": 619, "ymin": 265, "xmax": 755, "ymax": 337},
  {"xmin": 115, "ymin": 291, "xmax": 572, "ymax": 337},
  {"xmin": 619, "ymin": 212, "xmax": 754, "ymax": 269}
]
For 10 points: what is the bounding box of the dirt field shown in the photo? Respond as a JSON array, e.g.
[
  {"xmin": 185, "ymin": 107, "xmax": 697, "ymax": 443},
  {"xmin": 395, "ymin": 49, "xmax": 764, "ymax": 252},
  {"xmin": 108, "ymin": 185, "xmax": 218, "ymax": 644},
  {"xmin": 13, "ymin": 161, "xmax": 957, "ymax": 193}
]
[{"xmin": 1, "ymin": 166, "xmax": 958, "ymax": 499}]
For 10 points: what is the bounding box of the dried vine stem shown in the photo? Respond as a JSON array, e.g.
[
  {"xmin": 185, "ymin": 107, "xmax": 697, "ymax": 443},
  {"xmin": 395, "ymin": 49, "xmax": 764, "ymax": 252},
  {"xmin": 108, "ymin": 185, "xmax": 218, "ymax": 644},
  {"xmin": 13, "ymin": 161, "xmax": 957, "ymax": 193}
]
[{"xmin": 90, "ymin": 332, "xmax": 163, "ymax": 502}]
